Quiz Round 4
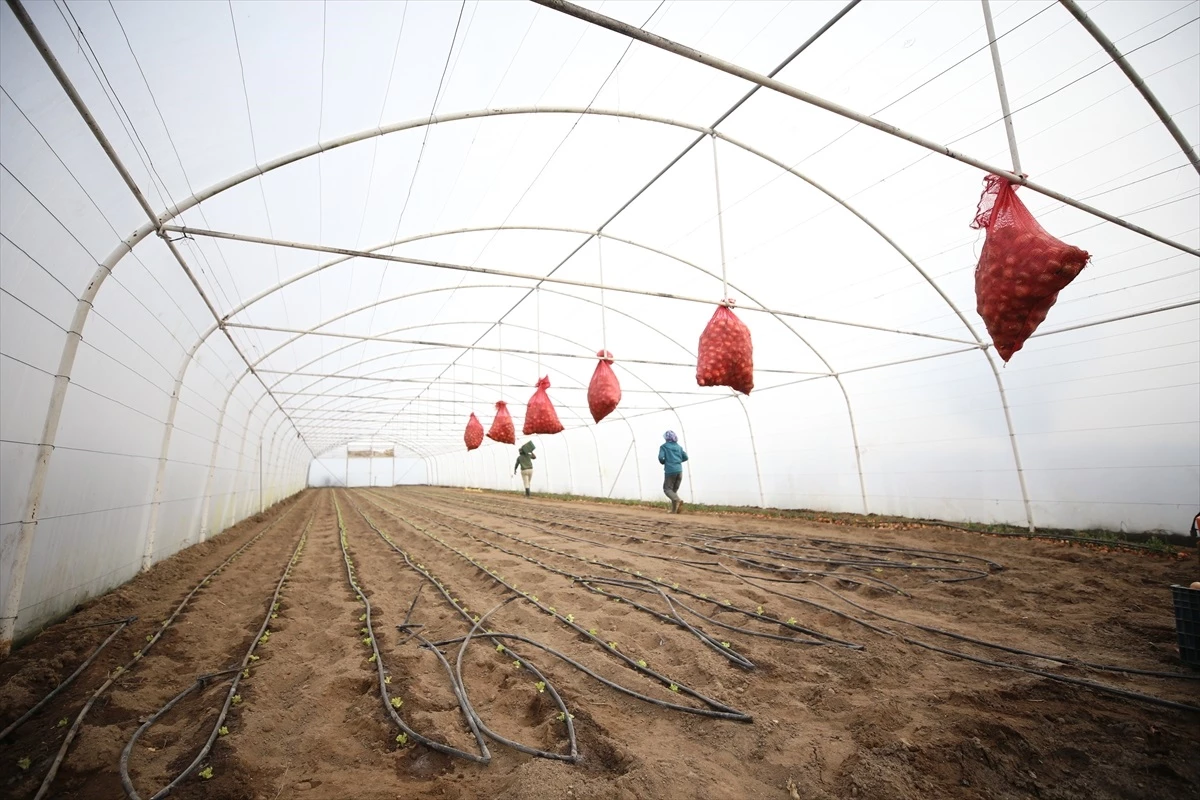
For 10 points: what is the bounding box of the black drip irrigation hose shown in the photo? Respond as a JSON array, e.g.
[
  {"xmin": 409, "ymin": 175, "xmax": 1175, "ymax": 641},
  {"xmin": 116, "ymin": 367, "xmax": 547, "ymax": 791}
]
[
  {"xmin": 0, "ymin": 616, "xmax": 136, "ymax": 742},
  {"xmin": 120, "ymin": 510, "xmax": 315, "ymax": 799},
  {"xmin": 332, "ymin": 495, "xmax": 492, "ymax": 764},
  {"xmin": 343, "ymin": 494, "xmax": 580, "ymax": 762},
  {"xmin": 380, "ymin": 496, "xmax": 759, "ymax": 669},
  {"xmin": 374, "ymin": 489, "xmax": 862, "ymax": 650},
  {"xmin": 914, "ymin": 519, "xmax": 1181, "ymax": 554},
  {"xmin": 439, "ymin": 492, "xmax": 976, "ymax": 590},
  {"xmin": 725, "ymin": 568, "xmax": 1200, "ymax": 715},
  {"xmin": 352, "ymin": 490, "xmax": 751, "ymax": 722},
  {"xmin": 28, "ymin": 498, "xmax": 307, "ymax": 800},
  {"xmin": 454, "ymin": 598, "xmax": 579, "ymax": 762},
  {"xmin": 342, "ymin": 494, "xmax": 576, "ymax": 763}
]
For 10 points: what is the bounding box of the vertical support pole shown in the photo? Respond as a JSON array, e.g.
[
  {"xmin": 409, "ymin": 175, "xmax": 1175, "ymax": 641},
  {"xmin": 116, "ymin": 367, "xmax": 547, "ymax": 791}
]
[
  {"xmin": 734, "ymin": 395, "xmax": 766, "ymax": 508},
  {"xmin": 981, "ymin": 0, "xmax": 1022, "ymax": 176},
  {"xmin": 258, "ymin": 439, "xmax": 264, "ymax": 514}
]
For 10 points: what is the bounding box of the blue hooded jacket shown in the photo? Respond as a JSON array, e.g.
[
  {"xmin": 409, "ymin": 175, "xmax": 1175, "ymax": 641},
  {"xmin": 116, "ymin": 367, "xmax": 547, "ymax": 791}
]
[{"xmin": 658, "ymin": 442, "xmax": 688, "ymax": 475}]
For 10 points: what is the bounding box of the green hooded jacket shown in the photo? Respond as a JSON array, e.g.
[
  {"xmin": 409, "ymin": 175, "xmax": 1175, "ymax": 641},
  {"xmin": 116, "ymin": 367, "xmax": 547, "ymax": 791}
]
[{"xmin": 515, "ymin": 441, "xmax": 537, "ymax": 471}]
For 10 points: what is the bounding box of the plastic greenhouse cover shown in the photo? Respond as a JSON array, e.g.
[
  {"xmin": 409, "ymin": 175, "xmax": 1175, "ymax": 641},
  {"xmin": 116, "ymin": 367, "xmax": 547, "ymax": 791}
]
[{"xmin": 0, "ymin": 0, "xmax": 1196, "ymax": 645}]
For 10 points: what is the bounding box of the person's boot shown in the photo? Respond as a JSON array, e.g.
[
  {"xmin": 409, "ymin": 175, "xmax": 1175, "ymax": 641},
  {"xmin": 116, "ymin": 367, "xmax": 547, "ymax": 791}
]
[
  {"xmin": 675, "ymin": 499, "xmax": 683, "ymax": 515},
  {"xmin": 525, "ymin": 488, "xmax": 531, "ymax": 498}
]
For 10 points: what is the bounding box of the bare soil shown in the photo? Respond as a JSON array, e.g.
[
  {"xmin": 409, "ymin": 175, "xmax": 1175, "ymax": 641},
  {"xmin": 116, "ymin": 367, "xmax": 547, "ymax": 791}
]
[{"xmin": 2, "ymin": 486, "xmax": 1197, "ymax": 800}]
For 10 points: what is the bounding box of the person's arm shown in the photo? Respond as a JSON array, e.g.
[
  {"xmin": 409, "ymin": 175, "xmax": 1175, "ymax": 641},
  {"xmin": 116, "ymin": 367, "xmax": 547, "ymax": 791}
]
[
  {"xmin": 514, "ymin": 456, "xmax": 520, "ymax": 474},
  {"xmin": 658, "ymin": 444, "xmax": 666, "ymax": 465},
  {"xmin": 530, "ymin": 453, "xmax": 536, "ymax": 460},
  {"xmin": 680, "ymin": 448, "xmax": 688, "ymax": 463}
]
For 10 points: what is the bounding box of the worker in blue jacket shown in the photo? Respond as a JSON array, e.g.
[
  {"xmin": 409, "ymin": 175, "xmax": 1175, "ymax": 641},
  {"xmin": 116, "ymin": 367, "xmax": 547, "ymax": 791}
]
[{"xmin": 658, "ymin": 430, "xmax": 688, "ymax": 514}]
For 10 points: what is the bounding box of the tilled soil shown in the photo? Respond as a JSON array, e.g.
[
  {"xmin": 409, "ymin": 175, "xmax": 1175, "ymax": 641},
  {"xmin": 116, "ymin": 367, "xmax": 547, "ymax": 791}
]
[{"xmin": 1, "ymin": 486, "xmax": 1197, "ymax": 800}]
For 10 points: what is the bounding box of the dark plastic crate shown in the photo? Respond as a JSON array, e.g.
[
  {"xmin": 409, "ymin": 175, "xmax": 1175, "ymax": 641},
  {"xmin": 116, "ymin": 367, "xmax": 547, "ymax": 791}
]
[{"xmin": 1171, "ymin": 585, "xmax": 1200, "ymax": 668}]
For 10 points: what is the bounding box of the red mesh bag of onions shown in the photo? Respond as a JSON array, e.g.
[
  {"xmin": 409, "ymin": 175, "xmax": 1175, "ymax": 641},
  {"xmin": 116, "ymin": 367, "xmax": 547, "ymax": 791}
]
[
  {"xmin": 696, "ymin": 303, "xmax": 754, "ymax": 395},
  {"xmin": 486, "ymin": 401, "xmax": 516, "ymax": 445},
  {"xmin": 971, "ymin": 175, "xmax": 1090, "ymax": 362},
  {"xmin": 588, "ymin": 350, "xmax": 621, "ymax": 423},
  {"xmin": 523, "ymin": 376, "xmax": 565, "ymax": 435},
  {"xmin": 464, "ymin": 412, "xmax": 484, "ymax": 451}
]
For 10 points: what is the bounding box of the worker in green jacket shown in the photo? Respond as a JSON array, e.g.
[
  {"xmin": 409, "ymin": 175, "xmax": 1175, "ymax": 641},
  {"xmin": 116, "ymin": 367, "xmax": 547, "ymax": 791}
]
[{"xmin": 514, "ymin": 440, "xmax": 537, "ymax": 498}]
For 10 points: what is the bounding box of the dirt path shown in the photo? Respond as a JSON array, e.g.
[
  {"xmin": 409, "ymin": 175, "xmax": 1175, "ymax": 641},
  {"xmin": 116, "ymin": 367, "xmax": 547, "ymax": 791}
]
[{"xmin": 2, "ymin": 487, "xmax": 1197, "ymax": 800}]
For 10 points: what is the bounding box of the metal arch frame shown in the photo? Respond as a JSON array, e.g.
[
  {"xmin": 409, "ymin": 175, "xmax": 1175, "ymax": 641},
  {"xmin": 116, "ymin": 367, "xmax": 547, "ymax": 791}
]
[
  {"xmin": 23, "ymin": 0, "xmax": 1189, "ymax": 641},
  {"xmin": 279, "ymin": 345, "xmax": 641, "ymax": 497},
  {"xmin": 0, "ymin": 101, "xmax": 1014, "ymax": 646}
]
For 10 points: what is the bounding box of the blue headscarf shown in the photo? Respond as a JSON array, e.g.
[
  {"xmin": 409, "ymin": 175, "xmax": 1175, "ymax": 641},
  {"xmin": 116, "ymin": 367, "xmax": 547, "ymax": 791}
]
[{"xmin": 663, "ymin": 430, "xmax": 678, "ymax": 443}]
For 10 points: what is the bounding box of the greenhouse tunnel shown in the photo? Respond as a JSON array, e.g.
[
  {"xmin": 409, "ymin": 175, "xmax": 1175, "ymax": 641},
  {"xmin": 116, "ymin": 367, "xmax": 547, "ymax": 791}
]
[{"xmin": 1, "ymin": 0, "xmax": 1197, "ymax": 659}]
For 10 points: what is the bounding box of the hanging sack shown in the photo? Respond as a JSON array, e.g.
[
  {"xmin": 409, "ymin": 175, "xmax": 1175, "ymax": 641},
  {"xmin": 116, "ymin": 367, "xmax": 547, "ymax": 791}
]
[
  {"xmin": 523, "ymin": 376, "xmax": 565, "ymax": 435},
  {"xmin": 696, "ymin": 302, "xmax": 754, "ymax": 395},
  {"xmin": 464, "ymin": 413, "xmax": 484, "ymax": 451},
  {"xmin": 588, "ymin": 350, "xmax": 621, "ymax": 423},
  {"xmin": 971, "ymin": 175, "xmax": 1090, "ymax": 361},
  {"xmin": 487, "ymin": 401, "xmax": 516, "ymax": 445}
]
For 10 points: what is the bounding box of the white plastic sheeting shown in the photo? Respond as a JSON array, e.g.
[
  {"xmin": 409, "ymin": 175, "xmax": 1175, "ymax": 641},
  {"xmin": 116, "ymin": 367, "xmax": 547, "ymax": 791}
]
[{"xmin": 1, "ymin": 0, "xmax": 1197, "ymax": 650}]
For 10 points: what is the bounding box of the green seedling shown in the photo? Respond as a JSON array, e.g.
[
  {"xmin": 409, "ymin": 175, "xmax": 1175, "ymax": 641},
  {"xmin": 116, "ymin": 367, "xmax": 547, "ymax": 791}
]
[
  {"xmin": 17, "ymin": 757, "xmax": 31, "ymax": 770},
  {"xmin": 756, "ymin": 605, "xmax": 764, "ymax": 615},
  {"xmin": 231, "ymin": 695, "xmax": 242, "ymax": 705},
  {"xmin": 513, "ymin": 660, "xmax": 521, "ymax": 669},
  {"xmin": 248, "ymin": 654, "xmax": 259, "ymax": 662},
  {"xmin": 57, "ymin": 717, "xmax": 68, "ymax": 728},
  {"xmin": 363, "ymin": 637, "xmax": 372, "ymax": 646},
  {"xmin": 496, "ymin": 644, "xmax": 506, "ymax": 653},
  {"xmin": 637, "ymin": 659, "xmax": 647, "ymax": 668},
  {"xmin": 721, "ymin": 642, "xmax": 731, "ymax": 649},
  {"xmin": 271, "ymin": 613, "xmax": 277, "ymax": 620},
  {"xmin": 787, "ymin": 617, "xmax": 797, "ymax": 626},
  {"xmin": 368, "ymin": 654, "xmax": 377, "ymax": 663},
  {"xmin": 566, "ymin": 614, "xmax": 574, "ymax": 623},
  {"xmin": 588, "ymin": 628, "xmax": 598, "ymax": 636},
  {"xmin": 556, "ymin": 712, "xmax": 575, "ymax": 722},
  {"xmin": 218, "ymin": 726, "xmax": 229, "ymax": 736},
  {"xmin": 359, "ymin": 614, "xmax": 366, "ymax": 621},
  {"xmin": 669, "ymin": 684, "xmax": 679, "ymax": 693},
  {"xmin": 607, "ymin": 641, "xmax": 619, "ymax": 650},
  {"xmin": 133, "ymin": 650, "xmax": 141, "ymax": 658},
  {"xmin": 530, "ymin": 595, "xmax": 538, "ymax": 603},
  {"xmin": 699, "ymin": 593, "xmax": 707, "ymax": 600},
  {"xmin": 535, "ymin": 681, "xmax": 546, "ymax": 693},
  {"xmin": 472, "ymin": 614, "xmax": 480, "ymax": 623},
  {"xmin": 384, "ymin": 676, "xmax": 391, "ymax": 685},
  {"xmin": 146, "ymin": 635, "xmax": 153, "ymax": 642},
  {"xmin": 199, "ymin": 766, "xmax": 213, "ymax": 780},
  {"xmin": 547, "ymin": 607, "xmax": 555, "ymax": 614},
  {"xmin": 242, "ymin": 669, "xmax": 250, "ymax": 679},
  {"xmin": 361, "ymin": 627, "xmax": 369, "ymax": 634},
  {"xmin": 672, "ymin": 583, "xmax": 680, "ymax": 590},
  {"xmin": 395, "ymin": 732, "xmax": 409, "ymax": 746},
  {"xmin": 390, "ymin": 697, "xmax": 403, "ymax": 709},
  {"xmin": 272, "ymin": 603, "xmax": 280, "ymax": 611}
]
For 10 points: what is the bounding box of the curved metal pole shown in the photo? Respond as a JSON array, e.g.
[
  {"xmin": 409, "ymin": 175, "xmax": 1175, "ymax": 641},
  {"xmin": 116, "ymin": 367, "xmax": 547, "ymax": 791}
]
[
  {"xmin": 734, "ymin": 395, "xmax": 766, "ymax": 508},
  {"xmin": 1058, "ymin": 0, "xmax": 1199, "ymax": 176},
  {"xmin": 531, "ymin": 0, "xmax": 1199, "ymax": 256}
]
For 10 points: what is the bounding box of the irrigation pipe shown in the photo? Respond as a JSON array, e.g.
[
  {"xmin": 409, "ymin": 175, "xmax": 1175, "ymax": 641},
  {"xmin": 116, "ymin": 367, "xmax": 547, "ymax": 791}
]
[
  {"xmin": 343, "ymin": 496, "xmax": 575, "ymax": 761},
  {"xmin": 30, "ymin": 499, "xmax": 305, "ymax": 800},
  {"xmin": 353, "ymin": 490, "xmax": 751, "ymax": 721},
  {"xmin": 117, "ymin": 510, "xmax": 312, "ymax": 796},
  {"xmin": 0, "ymin": 616, "xmax": 135, "ymax": 742},
  {"xmin": 454, "ymin": 599, "xmax": 579, "ymax": 762},
  {"xmin": 381, "ymin": 489, "xmax": 863, "ymax": 648},
  {"xmin": 332, "ymin": 495, "xmax": 490, "ymax": 763},
  {"xmin": 728, "ymin": 568, "xmax": 1200, "ymax": 714},
  {"xmin": 377, "ymin": 495, "xmax": 760, "ymax": 668}
]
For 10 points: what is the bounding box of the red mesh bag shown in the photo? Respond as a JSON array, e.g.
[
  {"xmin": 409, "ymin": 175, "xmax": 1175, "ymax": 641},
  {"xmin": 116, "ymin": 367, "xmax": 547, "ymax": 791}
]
[
  {"xmin": 464, "ymin": 412, "xmax": 484, "ymax": 451},
  {"xmin": 587, "ymin": 350, "xmax": 621, "ymax": 423},
  {"xmin": 523, "ymin": 376, "xmax": 565, "ymax": 435},
  {"xmin": 971, "ymin": 175, "xmax": 1090, "ymax": 362},
  {"xmin": 486, "ymin": 401, "xmax": 515, "ymax": 445},
  {"xmin": 696, "ymin": 303, "xmax": 753, "ymax": 395}
]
